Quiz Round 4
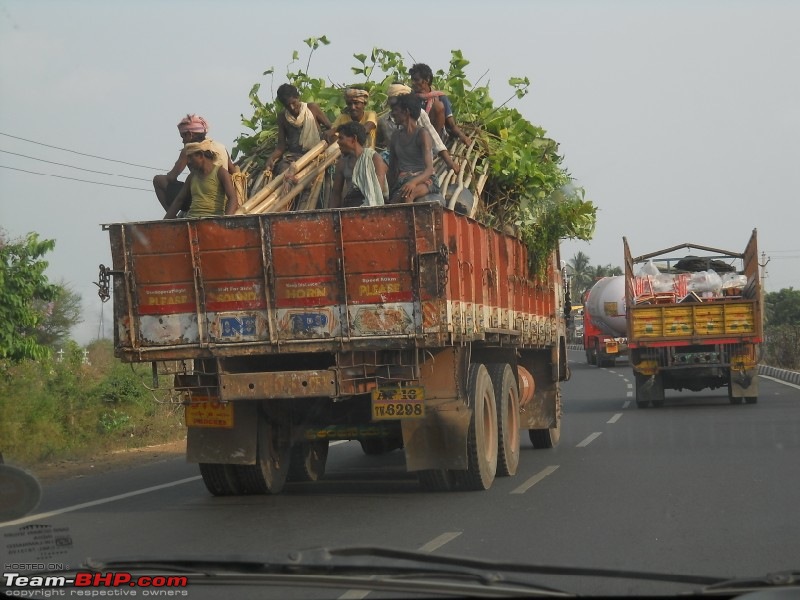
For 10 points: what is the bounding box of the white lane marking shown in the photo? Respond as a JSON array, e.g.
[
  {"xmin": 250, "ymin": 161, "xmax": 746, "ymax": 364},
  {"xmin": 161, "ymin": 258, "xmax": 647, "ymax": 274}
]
[
  {"xmin": 626, "ymin": 391, "xmax": 633, "ymax": 398},
  {"xmin": 339, "ymin": 588, "xmax": 370, "ymax": 599},
  {"xmin": 576, "ymin": 432, "xmax": 602, "ymax": 447},
  {"xmin": 0, "ymin": 476, "xmax": 202, "ymax": 529},
  {"xmin": 418, "ymin": 531, "xmax": 463, "ymax": 553},
  {"xmin": 622, "ymin": 400, "xmax": 631, "ymax": 409},
  {"xmin": 607, "ymin": 413, "xmax": 623, "ymax": 424},
  {"xmin": 339, "ymin": 532, "xmax": 463, "ymax": 599},
  {"xmin": 627, "ymin": 383, "xmax": 633, "ymax": 389},
  {"xmin": 510, "ymin": 465, "xmax": 560, "ymax": 495},
  {"xmin": 330, "ymin": 440, "xmax": 349, "ymax": 446},
  {"xmin": 760, "ymin": 375, "xmax": 800, "ymax": 391}
]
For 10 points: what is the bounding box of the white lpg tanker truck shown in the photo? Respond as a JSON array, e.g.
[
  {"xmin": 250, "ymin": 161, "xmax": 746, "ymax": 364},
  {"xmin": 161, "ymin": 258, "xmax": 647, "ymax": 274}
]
[{"xmin": 582, "ymin": 276, "xmax": 628, "ymax": 367}]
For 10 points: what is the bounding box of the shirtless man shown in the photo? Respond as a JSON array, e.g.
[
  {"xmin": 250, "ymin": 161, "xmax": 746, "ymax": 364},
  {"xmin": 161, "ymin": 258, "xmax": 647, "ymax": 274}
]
[{"xmin": 387, "ymin": 94, "xmax": 439, "ymax": 204}]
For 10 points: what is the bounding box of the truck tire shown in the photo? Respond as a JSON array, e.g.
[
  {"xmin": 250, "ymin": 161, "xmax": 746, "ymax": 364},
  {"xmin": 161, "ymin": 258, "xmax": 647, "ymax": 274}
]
[
  {"xmin": 417, "ymin": 469, "xmax": 456, "ymax": 492},
  {"xmin": 453, "ymin": 363, "xmax": 498, "ymax": 491},
  {"xmin": 586, "ymin": 348, "xmax": 596, "ymax": 365},
  {"xmin": 233, "ymin": 416, "xmax": 291, "ymax": 494},
  {"xmin": 529, "ymin": 420, "xmax": 561, "ymax": 449},
  {"xmin": 728, "ymin": 384, "xmax": 743, "ymax": 404},
  {"xmin": 288, "ymin": 440, "xmax": 329, "ymax": 482},
  {"xmin": 488, "ymin": 363, "xmax": 520, "ymax": 477},
  {"xmin": 198, "ymin": 463, "xmax": 241, "ymax": 496},
  {"xmin": 745, "ymin": 396, "xmax": 758, "ymax": 404}
]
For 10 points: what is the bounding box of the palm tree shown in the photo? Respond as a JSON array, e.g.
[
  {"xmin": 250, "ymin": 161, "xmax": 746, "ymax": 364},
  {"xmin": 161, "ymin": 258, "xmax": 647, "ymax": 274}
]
[{"xmin": 567, "ymin": 252, "xmax": 594, "ymax": 299}]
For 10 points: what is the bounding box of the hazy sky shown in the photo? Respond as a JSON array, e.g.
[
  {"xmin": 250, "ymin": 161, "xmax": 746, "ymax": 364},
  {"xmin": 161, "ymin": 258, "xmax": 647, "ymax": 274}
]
[{"xmin": 1, "ymin": 0, "xmax": 798, "ymax": 345}]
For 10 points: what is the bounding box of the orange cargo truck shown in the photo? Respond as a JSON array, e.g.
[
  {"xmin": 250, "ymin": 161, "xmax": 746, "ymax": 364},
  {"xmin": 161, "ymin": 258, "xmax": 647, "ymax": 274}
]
[
  {"xmin": 624, "ymin": 230, "xmax": 763, "ymax": 408},
  {"xmin": 99, "ymin": 202, "xmax": 569, "ymax": 494}
]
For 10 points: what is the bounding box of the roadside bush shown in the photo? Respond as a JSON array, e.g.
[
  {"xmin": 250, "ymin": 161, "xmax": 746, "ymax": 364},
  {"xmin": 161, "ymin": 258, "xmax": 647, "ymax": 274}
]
[
  {"xmin": 763, "ymin": 324, "xmax": 800, "ymax": 370},
  {"xmin": 0, "ymin": 340, "xmax": 184, "ymax": 466}
]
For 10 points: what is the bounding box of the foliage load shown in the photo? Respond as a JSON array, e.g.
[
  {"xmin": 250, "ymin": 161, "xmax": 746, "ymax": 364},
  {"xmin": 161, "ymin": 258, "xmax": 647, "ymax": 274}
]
[{"xmin": 234, "ymin": 37, "xmax": 596, "ymax": 273}]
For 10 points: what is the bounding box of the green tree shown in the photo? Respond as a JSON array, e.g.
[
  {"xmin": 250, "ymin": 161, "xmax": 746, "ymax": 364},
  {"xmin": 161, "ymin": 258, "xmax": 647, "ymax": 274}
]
[
  {"xmin": 29, "ymin": 282, "xmax": 83, "ymax": 347},
  {"xmin": 589, "ymin": 263, "xmax": 623, "ymax": 280},
  {"xmin": 0, "ymin": 231, "xmax": 59, "ymax": 361},
  {"xmin": 567, "ymin": 251, "xmax": 594, "ymax": 299},
  {"xmin": 765, "ymin": 287, "xmax": 800, "ymax": 327},
  {"xmin": 566, "ymin": 254, "xmax": 624, "ymax": 299},
  {"xmin": 763, "ymin": 288, "xmax": 800, "ymax": 370}
]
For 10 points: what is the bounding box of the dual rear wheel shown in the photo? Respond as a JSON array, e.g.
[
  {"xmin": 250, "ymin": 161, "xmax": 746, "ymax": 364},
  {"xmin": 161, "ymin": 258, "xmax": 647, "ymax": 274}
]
[
  {"xmin": 199, "ymin": 413, "xmax": 293, "ymax": 496},
  {"xmin": 419, "ymin": 361, "xmax": 559, "ymax": 492}
]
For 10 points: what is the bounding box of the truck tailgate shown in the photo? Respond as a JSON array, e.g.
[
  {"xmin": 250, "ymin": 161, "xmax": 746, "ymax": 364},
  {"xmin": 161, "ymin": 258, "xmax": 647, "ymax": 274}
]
[{"xmin": 106, "ymin": 204, "xmax": 560, "ymax": 358}]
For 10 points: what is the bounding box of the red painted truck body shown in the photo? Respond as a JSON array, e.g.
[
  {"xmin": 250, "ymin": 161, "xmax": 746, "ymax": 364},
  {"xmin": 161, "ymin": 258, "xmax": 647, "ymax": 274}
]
[{"xmin": 102, "ymin": 203, "xmax": 568, "ymax": 493}]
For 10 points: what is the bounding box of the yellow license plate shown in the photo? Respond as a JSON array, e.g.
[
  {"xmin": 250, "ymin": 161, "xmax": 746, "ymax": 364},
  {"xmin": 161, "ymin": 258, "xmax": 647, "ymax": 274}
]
[
  {"xmin": 185, "ymin": 397, "xmax": 234, "ymax": 428},
  {"xmin": 371, "ymin": 387, "xmax": 425, "ymax": 420},
  {"xmin": 606, "ymin": 343, "xmax": 619, "ymax": 354}
]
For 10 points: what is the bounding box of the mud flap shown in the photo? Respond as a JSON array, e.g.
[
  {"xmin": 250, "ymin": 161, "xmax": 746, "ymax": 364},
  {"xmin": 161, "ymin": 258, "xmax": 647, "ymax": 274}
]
[
  {"xmin": 729, "ymin": 368, "xmax": 759, "ymax": 398},
  {"xmin": 519, "ymin": 350, "xmax": 559, "ymax": 430},
  {"xmin": 402, "ymin": 400, "xmax": 471, "ymax": 472},
  {"xmin": 187, "ymin": 401, "xmax": 258, "ymax": 465}
]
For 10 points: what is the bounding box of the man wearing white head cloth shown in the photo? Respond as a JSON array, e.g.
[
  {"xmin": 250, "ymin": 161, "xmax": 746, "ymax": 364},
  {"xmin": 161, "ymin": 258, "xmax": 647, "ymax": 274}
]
[
  {"xmin": 330, "ymin": 87, "xmax": 378, "ymax": 148},
  {"xmin": 376, "ymin": 84, "xmax": 458, "ymax": 174}
]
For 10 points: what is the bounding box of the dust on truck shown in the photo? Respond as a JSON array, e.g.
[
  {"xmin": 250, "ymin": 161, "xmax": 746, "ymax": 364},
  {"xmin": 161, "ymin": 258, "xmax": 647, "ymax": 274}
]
[
  {"xmin": 623, "ymin": 230, "xmax": 763, "ymax": 408},
  {"xmin": 100, "ymin": 202, "xmax": 569, "ymax": 494}
]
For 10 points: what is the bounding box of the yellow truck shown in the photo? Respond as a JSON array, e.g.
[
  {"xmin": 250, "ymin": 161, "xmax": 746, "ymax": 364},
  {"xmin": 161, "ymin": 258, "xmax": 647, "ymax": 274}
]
[{"xmin": 623, "ymin": 230, "xmax": 762, "ymax": 407}]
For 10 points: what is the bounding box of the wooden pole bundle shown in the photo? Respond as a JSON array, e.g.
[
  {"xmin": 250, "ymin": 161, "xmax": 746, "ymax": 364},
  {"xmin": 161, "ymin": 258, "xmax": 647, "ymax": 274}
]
[
  {"xmin": 237, "ymin": 141, "xmax": 337, "ymax": 215},
  {"xmin": 246, "ymin": 143, "xmax": 340, "ymax": 214}
]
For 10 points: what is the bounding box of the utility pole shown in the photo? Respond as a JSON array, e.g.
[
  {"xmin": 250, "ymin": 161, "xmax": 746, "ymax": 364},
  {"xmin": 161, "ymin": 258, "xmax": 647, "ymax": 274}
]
[{"xmin": 759, "ymin": 251, "xmax": 770, "ymax": 291}]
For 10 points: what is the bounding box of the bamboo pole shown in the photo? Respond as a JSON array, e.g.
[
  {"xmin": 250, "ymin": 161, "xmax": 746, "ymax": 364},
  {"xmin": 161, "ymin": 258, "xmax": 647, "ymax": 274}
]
[
  {"xmin": 239, "ymin": 140, "xmax": 332, "ymax": 213},
  {"xmin": 239, "ymin": 172, "xmax": 284, "ymax": 213},
  {"xmin": 300, "ymin": 169, "xmax": 326, "ymax": 211},
  {"xmin": 446, "ymin": 139, "xmax": 476, "ymax": 210},
  {"xmin": 251, "ymin": 150, "xmax": 339, "ymax": 215}
]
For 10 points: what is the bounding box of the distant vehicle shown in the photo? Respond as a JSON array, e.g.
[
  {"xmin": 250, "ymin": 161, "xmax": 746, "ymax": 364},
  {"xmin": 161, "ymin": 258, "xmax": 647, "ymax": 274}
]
[
  {"xmin": 583, "ymin": 276, "xmax": 628, "ymax": 367},
  {"xmin": 623, "ymin": 230, "xmax": 763, "ymax": 407},
  {"xmin": 568, "ymin": 304, "xmax": 584, "ymax": 344}
]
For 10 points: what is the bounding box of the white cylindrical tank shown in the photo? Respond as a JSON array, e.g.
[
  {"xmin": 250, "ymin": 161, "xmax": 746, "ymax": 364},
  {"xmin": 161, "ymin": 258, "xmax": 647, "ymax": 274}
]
[{"xmin": 585, "ymin": 276, "xmax": 627, "ymax": 337}]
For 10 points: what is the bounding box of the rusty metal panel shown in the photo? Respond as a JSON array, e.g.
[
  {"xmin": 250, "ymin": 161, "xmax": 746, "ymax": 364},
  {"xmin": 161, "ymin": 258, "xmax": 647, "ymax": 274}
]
[
  {"xmin": 219, "ymin": 370, "xmax": 337, "ymax": 401},
  {"xmin": 109, "ymin": 204, "xmax": 562, "ymax": 357}
]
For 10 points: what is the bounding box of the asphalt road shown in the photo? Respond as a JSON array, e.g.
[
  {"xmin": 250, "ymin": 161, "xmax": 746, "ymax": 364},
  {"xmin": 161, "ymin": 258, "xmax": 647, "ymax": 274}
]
[{"xmin": 2, "ymin": 350, "xmax": 799, "ymax": 598}]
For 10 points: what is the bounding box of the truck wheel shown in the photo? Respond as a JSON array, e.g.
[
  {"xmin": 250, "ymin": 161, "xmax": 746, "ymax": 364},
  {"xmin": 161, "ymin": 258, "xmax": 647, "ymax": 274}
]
[
  {"xmin": 288, "ymin": 440, "xmax": 329, "ymax": 482},
  {"xmin": 727, "ymin": 386, "xmax": 744, "ymax": 404},
  {"xmin": 586, "ymin": 348, "xmax": 596, "ymax": 365},
  {"xmin": 745, "ymin": 396, "xmax": 758, "ymax": 405},
  {"xmin": 198, "ymin": 463, "xmax": 241, "ymax": 496},
  {"xmin": 488, "ymin": 363, "xmax": 520, "ymax": 477},
  {"xmin": 417, "ymin": 469, "xmax": 456, "ymax": 492},
  {"xmin": 529, "ymin": 419, "xmax": 561, "ymax": 449},
  {"xmin": 234, "ymin": 416, "xmax": 291, "ymax": 494},
  {"xmin": 453, "ymin": 363, "xmax": 498, "ymax": 491}
]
